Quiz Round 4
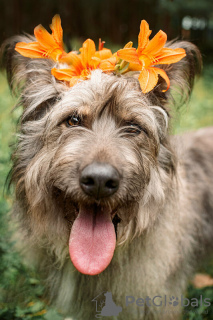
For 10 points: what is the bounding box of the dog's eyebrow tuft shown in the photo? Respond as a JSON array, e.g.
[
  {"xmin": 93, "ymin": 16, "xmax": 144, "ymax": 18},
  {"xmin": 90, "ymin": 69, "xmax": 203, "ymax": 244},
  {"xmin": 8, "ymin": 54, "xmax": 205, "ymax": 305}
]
[{"xmin": 98, "ymin": 94, "xmax": 117, "ymax": 119}]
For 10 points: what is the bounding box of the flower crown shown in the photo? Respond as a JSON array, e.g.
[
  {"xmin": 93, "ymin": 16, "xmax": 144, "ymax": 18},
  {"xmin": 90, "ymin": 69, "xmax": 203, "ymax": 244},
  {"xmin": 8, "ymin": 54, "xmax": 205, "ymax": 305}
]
[{"xmin": 15, "ymin": 15, "xmax": 186, "ymax": 94}]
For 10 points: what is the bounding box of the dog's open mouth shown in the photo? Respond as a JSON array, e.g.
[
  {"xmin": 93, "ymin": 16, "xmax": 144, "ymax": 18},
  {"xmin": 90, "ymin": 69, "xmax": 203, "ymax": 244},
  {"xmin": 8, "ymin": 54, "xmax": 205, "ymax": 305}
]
[{"xmin": 69, "ymin": 203, "xmax": 120, "ymax": 276}]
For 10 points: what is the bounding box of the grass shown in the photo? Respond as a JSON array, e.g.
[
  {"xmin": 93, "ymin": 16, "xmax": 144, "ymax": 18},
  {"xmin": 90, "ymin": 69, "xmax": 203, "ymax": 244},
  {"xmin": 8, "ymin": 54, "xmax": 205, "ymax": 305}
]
[
  {"xmin": 0, "ymin": 66, "xmax": 213, "ymax": 319},
  {"xmin": 173, "ymin": 65, "xmax": 213, "ymax": 133}
]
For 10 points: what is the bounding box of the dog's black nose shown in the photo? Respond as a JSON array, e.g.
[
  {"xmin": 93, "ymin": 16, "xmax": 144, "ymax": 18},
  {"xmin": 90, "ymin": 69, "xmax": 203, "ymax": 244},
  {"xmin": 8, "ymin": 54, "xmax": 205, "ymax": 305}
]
[{"xmin": 80, "ymin": 162, "xmax": 120, "ymax": 199}]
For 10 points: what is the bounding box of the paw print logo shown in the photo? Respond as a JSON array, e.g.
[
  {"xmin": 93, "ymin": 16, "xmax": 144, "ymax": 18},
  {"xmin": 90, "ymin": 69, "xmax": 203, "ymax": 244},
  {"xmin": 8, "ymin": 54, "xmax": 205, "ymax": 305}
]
[{"xmin": 169, "ymin": 296, "xmax": 179, "ymax": 307}]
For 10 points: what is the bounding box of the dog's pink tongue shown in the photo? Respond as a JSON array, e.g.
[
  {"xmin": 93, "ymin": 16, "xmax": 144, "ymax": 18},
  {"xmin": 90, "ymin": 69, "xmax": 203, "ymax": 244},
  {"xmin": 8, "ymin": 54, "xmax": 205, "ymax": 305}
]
[{"xmin": 69, "ymin": 206, "xmax": 116, "ymax": 275}]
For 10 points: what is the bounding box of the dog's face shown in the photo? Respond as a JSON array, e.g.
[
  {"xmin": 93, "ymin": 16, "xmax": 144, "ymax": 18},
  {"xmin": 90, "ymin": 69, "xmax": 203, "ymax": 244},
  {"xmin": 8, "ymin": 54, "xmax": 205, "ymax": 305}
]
[
  {"xmin": 24, "ymin": 71, "xmax": 169, "ymax": 274},
  {"xmin": 2, "ymin": 36, "xmax": 201, "ymax": 275}
]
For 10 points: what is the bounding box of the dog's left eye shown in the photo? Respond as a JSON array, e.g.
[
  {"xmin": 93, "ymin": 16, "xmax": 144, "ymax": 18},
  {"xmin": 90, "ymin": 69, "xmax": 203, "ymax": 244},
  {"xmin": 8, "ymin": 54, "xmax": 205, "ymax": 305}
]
[
  {"xmin": 66, "ymin": 115, "xmax": 81, "ymax": 127},
  {"xmin": 124, "ymin": 123, "xmax": 142, "ymax": 135}
]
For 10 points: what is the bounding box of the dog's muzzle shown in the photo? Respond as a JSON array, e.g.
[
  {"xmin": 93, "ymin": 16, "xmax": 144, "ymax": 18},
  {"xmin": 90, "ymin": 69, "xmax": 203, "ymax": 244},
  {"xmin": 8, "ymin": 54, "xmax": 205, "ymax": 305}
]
[{"xmin": 79, "ymin": 162, "xmax": 120, "ymax": 199}]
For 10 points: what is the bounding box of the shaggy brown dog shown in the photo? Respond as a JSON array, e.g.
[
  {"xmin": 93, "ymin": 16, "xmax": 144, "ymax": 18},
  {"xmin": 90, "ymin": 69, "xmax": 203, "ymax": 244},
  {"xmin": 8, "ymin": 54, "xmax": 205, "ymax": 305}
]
[{"xmin": 1, "ymin": 37, "xmax": 213, "ymax": 319}]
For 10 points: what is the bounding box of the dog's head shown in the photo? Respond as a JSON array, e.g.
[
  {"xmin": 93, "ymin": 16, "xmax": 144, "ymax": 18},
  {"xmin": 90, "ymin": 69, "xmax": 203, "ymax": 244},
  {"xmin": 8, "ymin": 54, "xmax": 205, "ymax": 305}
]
[{"xmin": 1, "ymin": 35, "xmax": 201, "ymax": 275}]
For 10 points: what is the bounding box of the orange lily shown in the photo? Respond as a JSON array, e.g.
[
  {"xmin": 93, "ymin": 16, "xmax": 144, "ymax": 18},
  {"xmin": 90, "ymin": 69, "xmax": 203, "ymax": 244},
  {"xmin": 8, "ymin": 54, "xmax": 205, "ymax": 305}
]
[
  {"xmin": 52, "ymin": 39, "xmax": 117, "ymax": 86},
  {"xmin": 117, "ymin": 20, "xmax": 186, "ymax": 93},
  {"xmin": 15, "ymin": 15, "xmax": 187, "ymax": 92},
  {"xmin": 15, "ymin": 15, "xmax": 66, "ymax": 62}
]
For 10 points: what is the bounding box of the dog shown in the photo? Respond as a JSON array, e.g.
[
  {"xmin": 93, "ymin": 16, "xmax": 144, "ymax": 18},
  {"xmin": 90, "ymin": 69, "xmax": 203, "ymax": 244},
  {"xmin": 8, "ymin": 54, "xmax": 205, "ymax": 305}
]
[{"xmin": 1, "ymin": 25, "xmax": 213, "ymax": 320}]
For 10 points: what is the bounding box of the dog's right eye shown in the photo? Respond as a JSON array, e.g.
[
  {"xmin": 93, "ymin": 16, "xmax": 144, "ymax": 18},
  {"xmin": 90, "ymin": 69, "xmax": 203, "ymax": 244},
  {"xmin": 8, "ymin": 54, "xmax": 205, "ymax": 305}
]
[{"xmin": 66, "ymin": 115, "xmax": 81, "ymax": 127}]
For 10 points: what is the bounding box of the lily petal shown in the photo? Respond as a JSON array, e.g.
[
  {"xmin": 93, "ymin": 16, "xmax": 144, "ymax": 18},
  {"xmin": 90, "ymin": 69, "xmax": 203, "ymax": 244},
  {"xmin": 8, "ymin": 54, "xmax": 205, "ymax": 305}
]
[
  {"xmin": 143, "ymin": 30, "xmax": 167, "ymax": 56},
  {"xmin": 128, "ymin": 62, "xmax": 142, "ymax": 71},
  {"xmin": 50, "ymin": 14, "xmax": 63, "ymax": 48},
  {"xmin": 81, "ymin": 39, "xmax": 96, "ymax": 68},
  {"xmin": 98, "ymin": 56, "xmax": 117, "ymax": 71},
  {"xmin": 154, "ymin": 67, "xmax": 170, "ymax": 92},
  {"xmin": 138, "ymin": 20, "xmax": 152, "ymax": 55},
  {"xmin": 138, "ymin": 67, "xmax": 158, "ymax": 93},
  {"xmin": 139, "ymin": 54, "xmax": 153, "ymax": 68},
  {"xmin": 51, "ymin": 67, "xmax": 77, "ymax": 81},
  {"xmin": 90, "ymin": 57, "xmax": 102, "ymax": 69},
  {"xmin": 155, "ymin": 48, "xmax": 186, "ymax": 65},
  {"xmin": 95, "ymin": 48, "xmax": 112, "ymax": 60},
  {"xmin": 117, "ymin": 48, "xmax": 140, "ymax": 64},
  {"xmin": 34, "ymin": 25, "xmax": 57, "ymax": 50},
  {"xmin": 60, "ymin": 52, "xmax": 83, "ymax": 74},
  {"xmin": 15, "ymin": 42, "xmax": 46, "ymax": 59}
]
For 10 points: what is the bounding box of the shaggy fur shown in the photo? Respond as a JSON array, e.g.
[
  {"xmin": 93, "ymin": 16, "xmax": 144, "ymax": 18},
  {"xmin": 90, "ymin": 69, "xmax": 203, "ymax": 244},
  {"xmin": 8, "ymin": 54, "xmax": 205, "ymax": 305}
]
[{"xmin": 1, "ymin": 36, "xmax": 213, "ymax": 319}]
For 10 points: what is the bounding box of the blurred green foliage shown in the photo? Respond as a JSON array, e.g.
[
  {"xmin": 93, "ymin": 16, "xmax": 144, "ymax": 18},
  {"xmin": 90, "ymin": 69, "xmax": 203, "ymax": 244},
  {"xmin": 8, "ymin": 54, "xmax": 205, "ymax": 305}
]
[
  {"xmin": 172, "ymin": 64, "xmax": 213, "ymax": 133},
  {"xmin": 183, "ymin": 285, "xmax": 213, "ymax": 320},
  {"xmin": 0, "ymin": 64, "xmax": 213, "ymax": 319}
]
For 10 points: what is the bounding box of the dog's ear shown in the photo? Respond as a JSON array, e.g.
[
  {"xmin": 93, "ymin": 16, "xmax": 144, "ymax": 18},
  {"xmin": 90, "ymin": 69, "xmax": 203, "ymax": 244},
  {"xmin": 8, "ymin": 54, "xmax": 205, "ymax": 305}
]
[
  {"xmin": 0, "ymin": 35, "xmax": 49, "ymax": 95},
  {"xmin": 153, "ymin": 41, "xmax": 202, "ymax": 107},
  {"xmin": 147, "ymin": 42, "xmax": 201, "ymax": 175},
  {"xmin": 1, "ymin": 35, "xmax": 66, "ymax": 121}
]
